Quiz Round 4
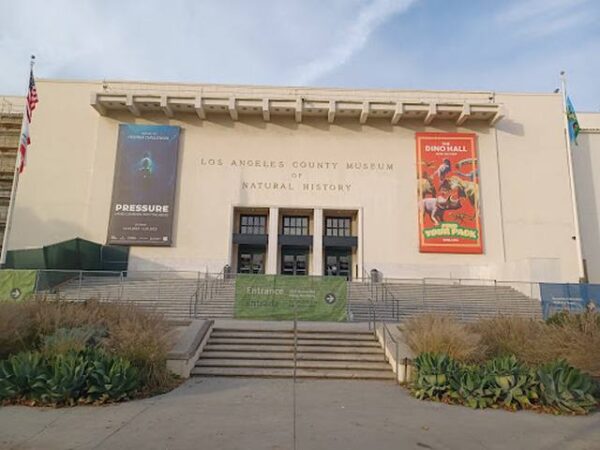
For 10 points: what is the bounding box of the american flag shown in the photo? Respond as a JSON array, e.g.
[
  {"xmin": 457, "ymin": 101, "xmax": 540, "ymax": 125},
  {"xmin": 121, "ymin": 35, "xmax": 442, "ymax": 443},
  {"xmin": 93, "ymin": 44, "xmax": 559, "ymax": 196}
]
[{"xmin": 18, "ymin": 68, "xmax": 39, "ymax": 173}]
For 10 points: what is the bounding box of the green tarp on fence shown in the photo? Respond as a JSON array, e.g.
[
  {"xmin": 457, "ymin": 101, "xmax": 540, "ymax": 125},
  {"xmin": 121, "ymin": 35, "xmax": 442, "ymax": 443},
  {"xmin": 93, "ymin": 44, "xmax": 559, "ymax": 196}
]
[
  {"xmin": 0, "ymin": 270, "xmax": 37, "ymax": 301},
  {"xmin": 5, "ymin": 238, "xmax": 128, "ymax": 271},
  {"xmin": 4, "ymin": 237, "xmax": 129, "ymax": 290},
  {"xmin": 234, "ymin": 274, "xmax": 348, "ymax": 321}
]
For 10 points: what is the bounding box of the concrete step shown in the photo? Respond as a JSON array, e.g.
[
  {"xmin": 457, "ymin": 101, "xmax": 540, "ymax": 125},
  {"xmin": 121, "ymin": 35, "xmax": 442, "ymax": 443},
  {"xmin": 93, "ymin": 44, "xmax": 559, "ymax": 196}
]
[
  {"xmin": 195, "ymin": 359, "xmax": 390, "ymax": 370},
  {"xmin": 200, "ymin": 351, "xmax": 386, "ymax": 362},
  {"xmin": 209, "ymin": 331, "xmax": 375, "ymax": 341},
  {"xmin": 204, "ymin": 344, "xmax": 384, "ymax": 354},
  {"xmin": 207, "ymin": 337, "xmax": 380, "ymax": 347},
  {"xmin": 191, "ymin": 366, "xmax": 395, "ymax": 379},
  {"xmin": 211, "ymin": 326, "xmax": 372, "ymax": 335}
]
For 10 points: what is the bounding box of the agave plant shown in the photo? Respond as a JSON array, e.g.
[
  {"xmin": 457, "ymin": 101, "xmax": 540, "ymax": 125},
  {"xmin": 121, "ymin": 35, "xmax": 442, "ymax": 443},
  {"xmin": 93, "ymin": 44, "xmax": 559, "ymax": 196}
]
[
  {"xmin": 537, "ymin": 360, "xmax": 598, "ymax": 414},
  {"xmin": 448, "ymin": 365, "xmax": 495, "ymax": 409},
  {"xmin": 412, "ymin": 353, "xmax": 459, "ymax": 400},
  {"xmin": 0, "ymin": 352, "xmax": 47, "ymax": 399},
  {"xmin": 34, "ymin": 352, "xmax": 90, "ymax": 405},
  {"xmin": 0, "ymin": 360, "xmax": 18, "ymax": 401},
  {"xmin": 485, "ymin": 355, "xmax": 539, "ymax": 410},
  {"xmin": 86, "ymin": 350, "xmax": 140, "ymax": 403}
]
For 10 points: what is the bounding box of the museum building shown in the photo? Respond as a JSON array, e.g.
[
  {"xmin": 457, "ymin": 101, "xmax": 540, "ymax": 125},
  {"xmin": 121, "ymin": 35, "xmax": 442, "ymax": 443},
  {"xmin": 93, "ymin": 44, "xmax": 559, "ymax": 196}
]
[{"xmin": 4, "ymin": 79, "xmax": 600, "ymax": 283}]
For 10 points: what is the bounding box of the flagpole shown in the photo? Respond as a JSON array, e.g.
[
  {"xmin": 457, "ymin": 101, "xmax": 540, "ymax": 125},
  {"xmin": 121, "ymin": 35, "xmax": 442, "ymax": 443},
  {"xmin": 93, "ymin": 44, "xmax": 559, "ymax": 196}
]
[
  {"xmin": 0, "ymin": 55, "xmax": 35, "ymax": 267},
  {"xmin": 560, "ymin": 71, "xmax": 586, "ymax": 282}
]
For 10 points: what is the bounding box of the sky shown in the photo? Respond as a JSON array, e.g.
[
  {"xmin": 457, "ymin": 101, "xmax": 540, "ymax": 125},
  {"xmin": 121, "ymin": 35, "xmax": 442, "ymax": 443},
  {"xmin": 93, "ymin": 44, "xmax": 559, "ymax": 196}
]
[{"xmin": 1, "ymin": 0, "xmax": 599, "ymax": 111}]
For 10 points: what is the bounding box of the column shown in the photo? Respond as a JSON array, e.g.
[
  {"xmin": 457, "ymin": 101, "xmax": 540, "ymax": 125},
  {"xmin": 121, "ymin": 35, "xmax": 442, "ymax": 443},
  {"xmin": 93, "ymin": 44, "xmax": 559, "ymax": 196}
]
[
  {"xmin": 357, "ymin": 208, "xmax": 364, "ymax": 279},
  {"xmin": 266, "ymin": 207, "xmax": 279, "ymax": 274},
  {"xmin": 312, "ymin": 208, "xmax": 323, "ymax": 276}
]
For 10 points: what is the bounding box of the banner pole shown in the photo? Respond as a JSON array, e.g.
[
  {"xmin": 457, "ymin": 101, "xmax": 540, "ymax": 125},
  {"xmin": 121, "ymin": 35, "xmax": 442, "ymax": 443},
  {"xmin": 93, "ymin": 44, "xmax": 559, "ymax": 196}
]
[
  {"xmin": 560, "ymin": 71, "xmax": 585, "ymax": 282},
  {"xmin": 0, "ymin": 164, "xmax": 21, "ymax": 266},
  {"xmin": 1, "ymin": 56, "xmax": 35, "ymax": 267}
]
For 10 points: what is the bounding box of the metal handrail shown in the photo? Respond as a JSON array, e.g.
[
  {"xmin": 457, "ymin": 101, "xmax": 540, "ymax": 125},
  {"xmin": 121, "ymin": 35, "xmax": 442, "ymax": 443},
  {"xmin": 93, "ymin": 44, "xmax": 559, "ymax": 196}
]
[
  {"xmin": 380, "ymin": 282, "xmax": 401, "ymax": 321},
  {"xmin": 367, "ymin": 297, "xmax": 402, "ymax": 383},
  {"xmin": 189, "ymin": 290, "xmax": 198, "ymax": 318}
]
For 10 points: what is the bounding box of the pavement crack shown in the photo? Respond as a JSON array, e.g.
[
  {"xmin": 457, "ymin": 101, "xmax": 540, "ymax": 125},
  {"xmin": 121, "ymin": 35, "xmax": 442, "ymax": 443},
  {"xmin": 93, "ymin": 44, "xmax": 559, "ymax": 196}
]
[
  {"xmin": 90, "ymin": 403, "xmax": 154, "ymax": 450},
  {"xmin": 12, "ymin": 412, "xmax": 65, "ymax": 450}
]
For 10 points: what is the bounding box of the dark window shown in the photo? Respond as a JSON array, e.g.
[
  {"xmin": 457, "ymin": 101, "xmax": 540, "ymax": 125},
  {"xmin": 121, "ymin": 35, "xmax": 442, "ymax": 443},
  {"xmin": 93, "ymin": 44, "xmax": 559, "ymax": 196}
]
[
  {"xmin": 282, "ymin": 216, "xmax": 309, "ymax": 236},
  {"xmin": 239, "ymin": 215, "xmax": 266, "ymax": 234},
  {"xmin": 325, "ymin": 217, "xmax": 351, "ymax": 237}
]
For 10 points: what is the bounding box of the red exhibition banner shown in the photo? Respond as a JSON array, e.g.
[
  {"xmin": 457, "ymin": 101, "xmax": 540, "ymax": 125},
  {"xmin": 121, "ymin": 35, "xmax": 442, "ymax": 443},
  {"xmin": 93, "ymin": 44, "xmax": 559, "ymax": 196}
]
[{"xmin": 416, "ymin": 132, "xmax": 483, "ymax": 254}]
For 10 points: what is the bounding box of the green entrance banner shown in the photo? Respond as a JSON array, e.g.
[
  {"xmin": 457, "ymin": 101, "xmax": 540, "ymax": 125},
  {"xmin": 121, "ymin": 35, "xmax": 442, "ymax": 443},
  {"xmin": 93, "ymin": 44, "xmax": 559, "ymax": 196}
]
[
  {"xmin": 234, "ymin": 275, "xmax": 347, "ymax": 321},
  {"xmin": 0, "ymin": 270, "xmax": 37, "ymax": 301}
]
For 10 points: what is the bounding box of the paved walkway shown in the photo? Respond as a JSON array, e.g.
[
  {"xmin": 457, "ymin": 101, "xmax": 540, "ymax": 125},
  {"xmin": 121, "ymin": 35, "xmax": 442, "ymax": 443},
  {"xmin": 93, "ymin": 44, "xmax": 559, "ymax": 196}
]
[{"xmin": 1, "ymin": 378, "xmax": 599, "ymax": 450}]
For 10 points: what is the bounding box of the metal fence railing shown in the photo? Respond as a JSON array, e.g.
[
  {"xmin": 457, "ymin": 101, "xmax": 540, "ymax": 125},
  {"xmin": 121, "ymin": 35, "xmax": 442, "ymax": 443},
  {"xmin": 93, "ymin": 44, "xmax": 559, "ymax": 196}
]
[{"xmin": 26, "ymin": 269, "xmax": 547, "ymax": 322}]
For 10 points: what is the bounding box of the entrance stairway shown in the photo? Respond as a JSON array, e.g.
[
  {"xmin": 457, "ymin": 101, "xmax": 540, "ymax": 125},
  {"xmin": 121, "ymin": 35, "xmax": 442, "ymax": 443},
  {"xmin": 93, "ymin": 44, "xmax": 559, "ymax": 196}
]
[
  {"xmin": 192, "ymin": 321, "xmax": 395, "ymax": 379},
  {"xmin": 46, "ymin": 274, "xmax": 542, "ymax": 322}
]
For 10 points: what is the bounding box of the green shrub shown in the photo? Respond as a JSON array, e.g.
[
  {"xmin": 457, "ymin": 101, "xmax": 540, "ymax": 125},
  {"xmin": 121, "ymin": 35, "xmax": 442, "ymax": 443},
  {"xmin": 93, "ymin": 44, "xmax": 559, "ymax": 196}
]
[
  {"xmin": 537, "ymin": 360, "xmax": 598, "ymax": 414},
  {"xmin": 0, "ymin": 299, "xmax": 172, "ymax": 394},
  {"xmin": 0, "ymin": 352, "xmax": 46, "ymax": 399},
  {"xmin": 448, "ymin": 365, "xmax": 495, "ymax": 409},
  {"xmin": 0, "ymin": 349, "xmax": 140, "ymax": 406},
  {"xmin": 484, "ymin": 355, "xmax": 539, "ymax": 410},
  {"xmin": 33, "ymin": 352, "xmax": 89, "ymax": 405},
  {"xmin": 411, "ymin": 352, "xmax": 598, "ymax": 414},
  {"xmin": 412, "ymin": 352, "xmax": 459, "ymax": 400},
  {"xmin": 86, "ymin": 350, "xmax": 139, "ymax": 403}
]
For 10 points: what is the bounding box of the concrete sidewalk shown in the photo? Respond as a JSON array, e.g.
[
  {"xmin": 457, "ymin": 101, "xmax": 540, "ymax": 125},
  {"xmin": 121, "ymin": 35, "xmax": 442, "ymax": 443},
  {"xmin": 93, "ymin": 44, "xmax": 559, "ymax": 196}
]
[{"xmin": 1, "ymin": 378, "xmax": 599, "ymax": 450}]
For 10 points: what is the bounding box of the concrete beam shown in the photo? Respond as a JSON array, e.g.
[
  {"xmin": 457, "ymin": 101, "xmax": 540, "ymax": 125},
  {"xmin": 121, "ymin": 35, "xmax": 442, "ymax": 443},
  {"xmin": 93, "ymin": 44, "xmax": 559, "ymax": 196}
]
[
  {"xmin": 328, "ymin": 100, "xmax": 336, "ymax": 124},
  {"xmin": 262, "ymin": 98, "xmax": 270, "ymax": 121},
  {"xmin": 456, "ymin": 103, "xmax": 471, "ymax": 126},
  {"xmin": 160, "ymin": 96, "xmax": 173, "ymax": 118},
  {"xmin": 424, "ymin": 102, "xmax": 437, "ymax": 125},
  {"xmin": 391, "ymin": 102, "xmax": 404, "ymax": 125},
  {"xmin": 229, "ymin": 97, "xmax": 238, "ymax": 121},
  {"xmin": 194, "ymin": 97, "xmax": 206, "ymax": 120},
  {"xmin": 490, "ymin": 105, "xmax": 505, "ymax": 126},
  {"xmin": 359, "ymin": 101, "xmax": 369, "ymax": 124},
  {"xmin": 295, "ymin": 98, "xmax": 303, "ymax": 123},
  {"xmin": 126, "ymin": 94, "xmax": 140, "ymax": 117},
  {"xmin": 90, "ymin": 93, "xmax": 106, "ymax": 116}
]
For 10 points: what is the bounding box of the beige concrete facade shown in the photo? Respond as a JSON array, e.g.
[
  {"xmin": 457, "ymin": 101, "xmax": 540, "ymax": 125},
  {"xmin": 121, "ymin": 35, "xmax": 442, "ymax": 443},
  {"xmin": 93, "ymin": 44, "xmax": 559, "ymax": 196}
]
[
  {"xmin": 5, "ymin": 79, "xmax": 586, "ymax": 282},
  {"xmin": 573, "ymin": 112, "xmax": 600, "ymax": 282}
]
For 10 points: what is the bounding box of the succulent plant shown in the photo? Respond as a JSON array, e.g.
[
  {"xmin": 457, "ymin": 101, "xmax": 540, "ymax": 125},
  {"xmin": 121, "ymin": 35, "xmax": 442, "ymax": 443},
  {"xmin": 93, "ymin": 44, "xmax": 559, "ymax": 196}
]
[
  {"xmin": 537, "ymin": 360, "xmax": 598, "ymax": 414},
  {"xmin": 412, "ymin": 352, "xmax": 459, "ymax": 400},
  {"xmin": 86, "ymin": 350, "xmax": 139, "ymax": 402},
  {"xmin": 448, "ymin": 365, "xmax": 495, "ymax": 409},
  {"xmin": 484, "ymin": 356, "xmax": 539, "ymax": 409}
]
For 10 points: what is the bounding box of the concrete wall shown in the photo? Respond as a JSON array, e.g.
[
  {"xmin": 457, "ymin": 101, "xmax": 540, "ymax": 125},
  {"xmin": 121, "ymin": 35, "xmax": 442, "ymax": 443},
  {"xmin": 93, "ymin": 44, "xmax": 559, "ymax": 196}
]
[
  {"xmin": 7, "ymin": 80, "xmax": 582, "ymax": 282},
  {"xmin": 573, "ymin": 112, "xmax": 600, "ymax": 282}
]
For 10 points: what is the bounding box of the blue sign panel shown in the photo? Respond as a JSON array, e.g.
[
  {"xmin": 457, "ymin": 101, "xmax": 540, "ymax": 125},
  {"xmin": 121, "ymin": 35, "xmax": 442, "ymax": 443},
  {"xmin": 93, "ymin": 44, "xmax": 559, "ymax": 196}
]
[{"xmin": 540, "ymin": 283, "xmax": 600, "ymax": 319}]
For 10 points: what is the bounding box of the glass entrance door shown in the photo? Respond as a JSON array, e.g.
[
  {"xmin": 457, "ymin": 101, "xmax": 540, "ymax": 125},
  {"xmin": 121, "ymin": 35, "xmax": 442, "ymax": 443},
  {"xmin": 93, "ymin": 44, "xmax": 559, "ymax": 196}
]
[
  {"xmin": 281, "ymin": 247, "xmax": 308, "ymax": 276},
  {"xmin": 325, "ymin": 249, "xmax": 352, "ymax": 279},
  {"xmin": 237, "ymin": 245, "xmax": 265, "ymax": 274}
]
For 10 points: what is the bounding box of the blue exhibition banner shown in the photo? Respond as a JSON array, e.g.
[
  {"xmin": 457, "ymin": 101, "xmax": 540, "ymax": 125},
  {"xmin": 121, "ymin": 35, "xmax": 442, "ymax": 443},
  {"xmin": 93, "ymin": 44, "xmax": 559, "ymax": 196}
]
[
  {"xmin": 107, "ymin": 124, "xmax": 181, "ymax": 246},
  {"xmin": 539, "ymin": 283, "xmax": 600, "ymax": 319}
]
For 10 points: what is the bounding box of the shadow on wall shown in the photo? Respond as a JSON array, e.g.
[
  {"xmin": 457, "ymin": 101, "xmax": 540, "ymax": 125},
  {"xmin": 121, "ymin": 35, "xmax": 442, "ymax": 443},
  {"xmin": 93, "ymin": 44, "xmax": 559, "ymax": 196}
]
[
  {"xmin": 495, "ymin": 119, "xmax": 525, "ymax": 137},
  {"xmin": 9, "ymin": 206, "xmax": 87, "ymax": 250}
]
